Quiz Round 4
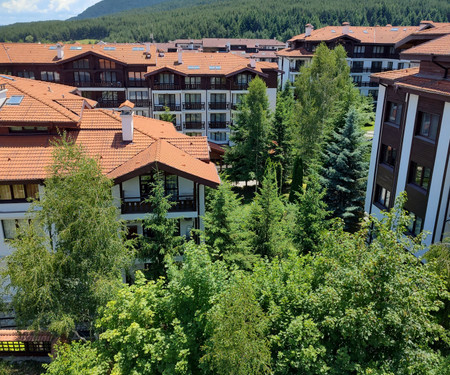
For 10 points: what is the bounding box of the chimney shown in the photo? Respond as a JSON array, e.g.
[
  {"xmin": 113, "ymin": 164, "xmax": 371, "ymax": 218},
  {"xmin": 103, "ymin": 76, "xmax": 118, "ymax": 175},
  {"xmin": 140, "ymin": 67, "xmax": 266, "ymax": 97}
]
[
  {"xmin": 177, "ymin": 48, "xmax": 183, "ymax": 64},
  {"xmin": 305, "ymin": 23, "xmax": 313, "ymax": 37},
  {"xmin": 119, "ymin": 101, "xmax": 135, "ymax": 142},
  {"xmin": 56, "ymin": 43, "xmax": 64, "ymax": 59},
  {"xmin": 226, "ymin": 42, "xmax": 231, "ymax": 52},
  {"xmin": 249, "ymin": 59, "xmax": 256, "ymax": 68},
  {"xmin": 419, "ymin": 20, "xmax": 433, "ymax": 30},
  {"xmin": 342, "ymin": 22, "xmax": 350, "ymax": 35},
  {"xmin": 145, "ymin": 42, "xmax": 151, "ymax": 53},
  {"xmin": 0, "ymin": 84, "xmax": 7, "ymax": 107}
]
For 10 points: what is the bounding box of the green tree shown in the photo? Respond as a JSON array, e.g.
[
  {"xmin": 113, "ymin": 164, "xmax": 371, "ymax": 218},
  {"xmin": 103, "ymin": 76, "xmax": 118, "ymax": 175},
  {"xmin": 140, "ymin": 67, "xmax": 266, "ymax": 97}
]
[
  {"xmin": 202, "ymin": 273, "xmax": 271, "ymax": 375},
  {"xmin": 203, "ymin": 178, "xmax": 255, "ymax": 269},
  {"xmin": 247, "ymin": 162, "xmax": 292, "ymax": 258},
  {"xmin": 225, "ymin": 76, "xmax": 272, "ymax": 184},
  {"xmin": 288, "ymin": 154, "xmax": 303, "ymax": 203},
  {"xmin": 138, "ymin": 171, "xmax": 183, "ymax": 279},
  {"xmin": 293, "ymin": 174, "xmax": 329, "ymax": 253},
  {"xmin": 1, "ymin": 137, "xmax": 131, "ymax": 337},
  {"xmin": 271, "ymin": 82, "xmax": 295, "ymax": 191},
  {"xmin": 293, "ymin": 43, "xmax": 360, "ymax": 174},
  {"xmin": 321, "ymin": 106, "xmax": 369, "ymax": 232},
  {"xmin": 159, "ymin": 106, "xmax": 175, "ymax": 124}
]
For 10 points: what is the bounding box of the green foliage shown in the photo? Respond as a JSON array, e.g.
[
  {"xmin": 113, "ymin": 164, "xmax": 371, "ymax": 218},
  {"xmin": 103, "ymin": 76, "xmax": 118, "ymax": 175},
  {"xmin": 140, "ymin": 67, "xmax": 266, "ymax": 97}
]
[
  {"xmin": 44, "ymin": 341, "xmax": 107, "ymax": 375},
  {"xmin": 138, "ymin": 171, "xmax": 183, "ymax": 279},
  {"xmin": 203, "ymin": 178, "xmax": 256, "ymax": 269},
  {"xmin": 0, "ymin": 0, "xmax": 448, "ymax": 43},
  {"xmin": 1, "ymin": 137, "xmax": 130, "ymax": 337},
  {"xmin": 202, "ymin": 274, "xmax": 272, "ymax": 375},
  {"xmin": 294, "ymin": 44, "xmax": 360, "ymax": 169},
  {"xmin": 159, "ymin": 106, "xmax": 176, "ymax": 124},
  {"xmin": 321, "ymin": 106, "xmax": 369, "ymax": 232},
  {"xmin": 225, "ymin": 76, "xmax": 272, "ymax": 184},
  {"xmin": 247, "ymin": 162, "xmax": 293, "ymax": 258},
  {"xmin": 293, "ymin": 174, "xmax": 329, "ymax": 253},
  {"xmin": 288, "ymin": 155, "xmax": 303, "ymax": 203}
]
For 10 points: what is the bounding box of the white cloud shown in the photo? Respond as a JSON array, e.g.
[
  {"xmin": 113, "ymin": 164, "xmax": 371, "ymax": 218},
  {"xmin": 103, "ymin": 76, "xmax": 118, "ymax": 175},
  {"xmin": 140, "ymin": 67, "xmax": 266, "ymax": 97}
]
[{"xmin": 0, "ymin": 0, "xmax": 101, "ymax": 24}]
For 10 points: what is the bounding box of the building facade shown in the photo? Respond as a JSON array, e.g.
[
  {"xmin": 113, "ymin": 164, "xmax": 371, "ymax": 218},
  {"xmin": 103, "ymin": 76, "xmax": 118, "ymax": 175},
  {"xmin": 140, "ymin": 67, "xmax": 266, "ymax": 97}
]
[
  {"xmin": 0, "ymin": 75, "xmax": 220, "ymax": 259},
  {"xmin": 0, "ymin": 43, "xmax": 280, "ymax": 146},
  {"xmin": 365, "ymin": 33, "xmax": 450, "ymax": 252},
  {"xmin": 278, "ymin": 22, "xmax": 449, "ymax": 104}
]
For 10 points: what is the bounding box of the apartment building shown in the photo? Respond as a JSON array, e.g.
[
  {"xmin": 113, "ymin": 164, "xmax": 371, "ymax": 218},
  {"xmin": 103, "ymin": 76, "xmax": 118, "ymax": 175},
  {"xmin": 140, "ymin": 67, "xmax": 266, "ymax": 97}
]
[
  {"xmin": 278, "ymin": 22, "xmax": 449, "ymax": 103},
  {"xmin": 0, "ymin": 43, "xmax": 280, "ymax": 146},
  {"xmin": 365, "ymin": 33, "xmax": 450, "ymax": 252},
  {"xmin": 0, "ymin": 74, "xmax": 220, "ymax": 259}
]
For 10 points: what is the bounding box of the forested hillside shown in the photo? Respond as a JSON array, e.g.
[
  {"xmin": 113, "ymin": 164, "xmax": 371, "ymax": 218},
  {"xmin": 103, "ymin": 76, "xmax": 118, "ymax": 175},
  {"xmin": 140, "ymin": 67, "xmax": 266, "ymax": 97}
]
[{"xmin": 0, "ymin": 0, "xmax": 448, "ymax": 43}]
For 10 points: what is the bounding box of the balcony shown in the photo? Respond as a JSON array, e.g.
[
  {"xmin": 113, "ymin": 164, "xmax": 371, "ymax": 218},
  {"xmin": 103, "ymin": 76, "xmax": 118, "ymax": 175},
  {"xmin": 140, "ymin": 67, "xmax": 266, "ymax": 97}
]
[
  {"xmin": 184, "ymin": 83, "xmax": 202, "ymax": 90},
  {"xmin": 121, "ymin": 195, "xmax": 196, "ymax": 214},
  {"xmin": 209, "ymin": 121, "xmax": 229, "ymax": 129},
  {"xmin": 231, "ymin": 103, "xmax": 241, "ymax": 110},
  {"xmin": 209, "ymin": 102, "xmax": 230, "ymax": 110},
  {"xmin": 97, "ymin": 99, "xmax": 121, "ymax": 108},
  {"xmin": 183, "ymin": 121, "xmax": 205, "ymax": 130},
  {"xmin": 174, "ymin": 124, "xmax": 182, "ymax": 131},
  {"xmin": 131, "ymin": 99, "xmax": 151, "ymax": 107},
  {"xmin": 351, "ymin": 67, "xmax": 390, "ymax": 74},
  {"xmin": 209, "ymin": 83, "xmax": 228, "ymax": 90},
  {"xmin": 231, "ymin": 83, "xmax": 249, "ymax": 90},
  {"xmin": 127, "ymin": 80, "xmax": 146, "ymax": 87},
  {"xmin": 154, "ymin": 104, "xmax": 181, "ymax": 111},
  {"xmin": 356, "ymin": 82, "xmax": 379, "ymax": 88},
  {"xmin": 183, "ymin": 102, "xmax": 205, "ymax": 110},
  {"xmin": 153, "ymin": 83, "xmax": 181, "ymax": 90}
]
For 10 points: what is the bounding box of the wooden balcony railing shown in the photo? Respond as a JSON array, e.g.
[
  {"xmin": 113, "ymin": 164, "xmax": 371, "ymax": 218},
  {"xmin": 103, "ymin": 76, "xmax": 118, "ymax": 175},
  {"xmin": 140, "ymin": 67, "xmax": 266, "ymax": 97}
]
[
  {"xmin": 153, "ymin": 83, "xmax": 181, "ymax": 90},
  {"xmin": 209, "ymin": 102, "xmax": 230, "ymax": 110},
  {"xmin": 231, "ymin": 83, "xmax": 249, "ymax": 90},
  {"xmin": 183, "ymin": 121, "xmax": 205, "ymax": 130},
  {"xmin": 121, "ymin": 195, "xmax": 195, "ymax": 214},
  {"xmin": 208, "ymin": 121, "xmax": 229, "ymax": 129},
  {"xmin": 208, "ymin": 83, "xmax": 228, "ymax": 90},
  {"xmin": 131, "ymin": 99, "xmax": 151, "ymax": 107},
  {"xmin": 184, "ymin": 83, "xmax": 202, "ymax": 90},
  {"xmin": 183, "ymin": 102, "xmax": 205, "ymax": 110},
  {"xmin": 97, "ymin": 99, "xmax": 122, "ymax": 108},
  {"xmin": 154, "ymin": 104, "xmax": 181, "ymax": 111}
]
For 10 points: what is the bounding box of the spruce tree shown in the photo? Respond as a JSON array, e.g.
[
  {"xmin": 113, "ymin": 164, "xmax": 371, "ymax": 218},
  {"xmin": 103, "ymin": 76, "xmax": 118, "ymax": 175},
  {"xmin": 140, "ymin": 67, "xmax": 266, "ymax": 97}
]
[
  {"xmin": 225, "ymin": 76, "xmax": 272, "ymax": 185},
  {"xmin": 321, "ymin": 107, "xmax": 369, "ymax": 232},
  {"xmin": 289, "ymin": 155, "xmax": 303, "ymax": 203}
]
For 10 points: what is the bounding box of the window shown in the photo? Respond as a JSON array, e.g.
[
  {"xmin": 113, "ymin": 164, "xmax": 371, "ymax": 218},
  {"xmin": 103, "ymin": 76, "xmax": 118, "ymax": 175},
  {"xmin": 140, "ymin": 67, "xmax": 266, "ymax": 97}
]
[
  {"xmin": 9, "ymin": 126, "xmax": 48, "ymax": 133},
  {"xmin": 158, "ymin": 94, "xmax": 175, "ymax": 105},
  {"xmin": 371, "ymin": 61, "xmax": 382, "ymax": 72},
  {"xmin": 17, "ymin": 71, "xmax": 35, "ymax": 79},
  {"xmin": 99, "ymin": 59, "xmax": 116, "ymax": 69},
  {"xmin": 5, "ymin": 96, "xmax": 24, "ymax": 105},
  {"xmin": 407, "ymin": 212, "xmax": 423, "ymax": 237},
  {"xmin": 185, "ymin": 93, "xmax": 201, "ymax": 103},
  {"xmin": 373, "ymin": 46, "xmax": 384, "ymax": 54},
  {"xmin": 354, "ymin": 46, "xmax": 365, "ymax": 54},
  {"xmin": 128, "ymin": 71, "xmax": 145, "ymax": 83},
  {"xmin": 129, "ymin": 91, "xmax": 148, "ymax": 101},
  {"xmin": 387, "ymin": 61, "xmax": 393, "ymax": 70},
  {"xmin": 385, "ymin": 101, "xmax": 403, "ymax": 125},
  {"xmin": 0, "ymin": 184, "xmax": 39, "ymax": 201},
  {"xmin": 210, "ymin": 132, "xmax": 228, "ymax": 142},
  {"xmin": 211, "ymin": 113, "xmax": 226, "ymax": 122},
  {"xmin": 100, "ymin": 91, "xmax": 118, "ymax": 103},
  {"xmin": 397, "ymin": 63, "xmax": 404, "ymax": 70},
  {"xmin": 210, "ymin": 76, "xmax": 226, "ymax": 88},
  {"xmin": 352, "ymin": 75, "xmax": 362, "ymax": 85},
  {"xmin": 165, "ymin": 175, "xmax": 178, "ymax": 199},
  {"xmin": 368, "ymin": 89, "xmax": 378, "ymax": 101},
  {"xmin": 185, "ymin": 76, "xmax": 201, "ymax": 87},
  {"xmin": 1, "ymin": 219, "xmax": 28, "ymax": 240},
  {"xmin": 185, "ymin": 113, "xmax": 202, "ymax": 123},
  {"xmin": 236, "ymin": 74, "xmax": 252, "ymax": 84},
  {"xmin": 211, "ymin": 93, "xmax": 226, "ymax": 103},
  {"xmin": 41, "ymin": 71, "xmax": 60, "ymax": 82},
  {"xmin": 352, "ymin": 61, "xmax": 363, "ymax": 72},
  {"xmin": 74, "ymin": 71, "xmax": 90, "ymax": 83},
  {"xmin": 409, "ymin": 162, "xmax": 432, "ymax": 190},
  {"xmin": 186, "ymin": 132, "xmax": 202, "ymax": 137},
  {"xmin": 389, "ymin": 47, "xmax": 395, "ymax": 55},
  {"xmin": 73, "ymin": 59, "xmax": 89, "ymax": 69},
  {"xmin": 140, "ymin": 174, "xmax": 154, "ymax": 198},
  {"xmin": 100, "ymin": 71, "xmax": 117, "ymax": 83},
  {"xmin": 158, "ymin": 73, "xmax": 174, "ymax": 84},
  {"xmin": 374, "ymin": 184, "xmax": 391, "ymax": 208},
  {"xmin": 379, "ymin": 144, "xmax": 397, "ymax": 167},
  {"xmin": 416, "ymin": 111, "xmax": 439, "ymax": 141}
]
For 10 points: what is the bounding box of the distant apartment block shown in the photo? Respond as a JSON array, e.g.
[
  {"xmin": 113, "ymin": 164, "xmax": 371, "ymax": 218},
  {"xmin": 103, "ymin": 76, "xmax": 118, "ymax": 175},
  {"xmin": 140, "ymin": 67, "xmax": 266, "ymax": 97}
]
[
  {"xmin": 365, "ymin": 26, "xmax": 450, "ymax": 252},
  {"xmin": 278, "ymin": 21, "xmax": 449, "ymax": 104},
  {"xmin": 0, "ymin": 43, "xmax": 280, "ymax": 146}
]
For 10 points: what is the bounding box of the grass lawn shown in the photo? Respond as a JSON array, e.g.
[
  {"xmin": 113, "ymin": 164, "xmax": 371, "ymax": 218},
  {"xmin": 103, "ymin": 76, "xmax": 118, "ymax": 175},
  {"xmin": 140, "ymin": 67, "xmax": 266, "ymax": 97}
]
[
  {"xmin": 364, "ymin": 123, "xmax": 375, "ymax": 133},
  {"xmin": 0, "ymin": 359, "xmax": 46, "ymax": 375}
]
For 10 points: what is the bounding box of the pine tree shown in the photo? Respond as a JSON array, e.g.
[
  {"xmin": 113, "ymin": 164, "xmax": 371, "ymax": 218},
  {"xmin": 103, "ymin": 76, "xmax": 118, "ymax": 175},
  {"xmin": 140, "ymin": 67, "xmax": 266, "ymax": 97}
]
[
  {"xmin": 225, "ymin": 76, "xmax": 272, "ymax": 184},
  {"xmin": 321, "ymin": 106, "xmax": 369, "ymax": 232},
  {"xmin": 139, "ymin": 171, "xmax": 183, "ymax": 279},
  {"xmin": 289, "ymin": 155, "xmax": 303, "ymax": 203}
]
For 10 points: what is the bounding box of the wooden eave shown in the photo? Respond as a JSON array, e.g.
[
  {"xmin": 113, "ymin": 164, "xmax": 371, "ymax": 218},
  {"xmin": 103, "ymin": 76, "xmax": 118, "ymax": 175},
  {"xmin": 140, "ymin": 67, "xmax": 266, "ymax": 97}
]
[
  {"xmin": 225, "ymin": 67, "xmax": 268, "ymax": 78},
  {"xmin": 144, "ymin": 66, "xmax": 188, "ymax": 77},
  {"xmin": 56, "ymin": 51, "xmax": 128, "ymax": 66}
]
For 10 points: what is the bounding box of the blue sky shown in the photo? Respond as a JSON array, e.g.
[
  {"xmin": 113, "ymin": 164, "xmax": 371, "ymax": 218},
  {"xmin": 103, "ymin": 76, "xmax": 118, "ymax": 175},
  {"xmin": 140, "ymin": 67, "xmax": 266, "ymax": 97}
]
[{"xmin": 0, "ymin": 0, "xmax": 101, "ymax": 25}]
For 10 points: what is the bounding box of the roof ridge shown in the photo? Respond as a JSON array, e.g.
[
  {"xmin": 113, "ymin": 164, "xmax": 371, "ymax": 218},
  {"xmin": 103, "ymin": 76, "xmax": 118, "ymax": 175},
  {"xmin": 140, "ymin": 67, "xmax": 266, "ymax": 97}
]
[{"xmin": 1, "ymin": 44, "xmax": 12, "ymax": 63}]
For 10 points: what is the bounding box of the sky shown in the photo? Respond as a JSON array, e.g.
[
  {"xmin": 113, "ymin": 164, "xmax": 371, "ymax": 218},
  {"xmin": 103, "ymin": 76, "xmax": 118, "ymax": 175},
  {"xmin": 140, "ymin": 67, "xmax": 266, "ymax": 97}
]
[{"xmin": 0, "ymin": 0, "xmax": 101, "ymax": 25}]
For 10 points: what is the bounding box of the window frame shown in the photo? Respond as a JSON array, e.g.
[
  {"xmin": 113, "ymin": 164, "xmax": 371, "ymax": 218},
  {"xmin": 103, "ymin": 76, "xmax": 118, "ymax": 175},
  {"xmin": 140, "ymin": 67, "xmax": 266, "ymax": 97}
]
[{"xmin": 416, "ymin": 111, "xmax": 439, "ymax": 142}]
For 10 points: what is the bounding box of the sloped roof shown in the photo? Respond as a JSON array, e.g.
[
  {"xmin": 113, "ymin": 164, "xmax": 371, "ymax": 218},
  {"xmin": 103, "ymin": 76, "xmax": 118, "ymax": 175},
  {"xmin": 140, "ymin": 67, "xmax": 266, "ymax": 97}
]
[
  {"xmin": 289, "ymin": 25, "xmax": 422, "ymax": 44},
  {"xmin": 0, "ymin": 76, "xmax": 220, "ymax": 186},
  {"xmin": 0, "ymin": 330, "xmax": 53, "ymax": 342},
  {"xmin": 201, "ymin": 38, "xmax": 285, "ymax": 48},
  {"xmin": 276, "ymin": 47, "xmax": 313, "ymax": 57},
  {"xmin": 371, "ymin": 67, "xmax": 450, "ymax": 98},
  {"xmin": 401, "ymin": 34, "xmax": 450, "ymax": 58},
  {"xmin": 145, "ymin": 52, "xmax": 278, "ymax": 77}
]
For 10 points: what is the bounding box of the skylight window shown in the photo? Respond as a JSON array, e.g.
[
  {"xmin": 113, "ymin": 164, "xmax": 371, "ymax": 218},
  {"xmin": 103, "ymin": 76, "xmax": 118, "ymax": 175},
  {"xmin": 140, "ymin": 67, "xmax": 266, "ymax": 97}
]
[
  {"xmin": 188, "ymin": 65, "xmax": 200, "ymax": 70},
  {"xmin": 391, "ymin": 28, "xmax": 399, "ymax": 31},
  {"xmin": 104, "ymin": 47, "xmax": 116, "ymax": 51},
  {"xmin": 331, "ymin": 29, "xmax": 336, "ymax": 33},
  {"xmin": 49, "ymin": 46, "xmax": 57, "ymax": 50},
  {"xmin": 363, "ymin": 30, "xmax": 368, "ymax": 34},
  {"xmin": 0, "ymin": 75, "xmax": 15, "ymax": 81},
  {"xmin": 6, "ymin": 95, "xmax": 24, "ymax": 105},
  {"xmin": 209, "ymin": 66, "xmax": 222, "ymax": 70},
  {"xmin": 132, "ymin": 47, "xmax": 145, "ymax": 51},
  {"xmin": 70, "ymin": 46, "xmax": 82, "ymax": 50}
]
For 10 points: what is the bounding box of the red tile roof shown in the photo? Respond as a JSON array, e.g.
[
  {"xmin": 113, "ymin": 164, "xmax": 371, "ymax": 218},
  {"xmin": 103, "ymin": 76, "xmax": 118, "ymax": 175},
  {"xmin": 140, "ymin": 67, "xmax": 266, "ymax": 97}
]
[
  {"xmin": 401, "ymin": 34, "xmax": 450, "ymax": 57},
  {"xmin": 0, "ymin": 76, "xmax": 220, "ymax": 187},
  {"xmin": 371, "ymin": 67, "xmax": 450, "ymax": 98},
  {"xmin": 289, "ymin": 25, "xmax": 422, "ymax": 44},
  {"xmin": 0, "ymin": 330, "xmax": 53, "ymax": 342},
  {"xmin": 276, "ymin": 47, "xmax": 313, "ymax": 57}
]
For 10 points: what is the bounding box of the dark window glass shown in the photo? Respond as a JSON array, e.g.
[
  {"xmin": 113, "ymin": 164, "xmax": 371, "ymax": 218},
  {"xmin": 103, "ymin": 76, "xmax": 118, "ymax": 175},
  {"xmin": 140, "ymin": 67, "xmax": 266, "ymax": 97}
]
[
  {"xmin": 385, "ymin": 101, "xmax": 402, "ymax": 125},
  {"xmin": 407, "ymin": 212, "xmax": 423, "ymax": 237},
  {"xmin": 165, "ymin": 175, "xmax": 178, "ymax": 199},
  {"xmin": 73, "ymin": 59, "xmax": 89, "ymax": 69},
  {"xmin": 99, "ymin": 59, "xmax": 116, "ymax": 69},
  {"xmin": 380, "ymin": 144, "xmax": 397, "ymax": 167},
  {"xmin": 375, "ymin": 184, "xmax": 391, "ymax": 208},
  {"xmin": 417, "ymin": 111, "xmax": 439, "ymax": 141},
  {"xmin": 409, "ymin": 162, "xmax": 432, "ymax": 190},
  {"xmin": 140, "ymin": 175, "xmax": 154, "ymax": 198},
  {"xmin": 74, "ymin": 71, "xmax": 90, "ymax": 83}
]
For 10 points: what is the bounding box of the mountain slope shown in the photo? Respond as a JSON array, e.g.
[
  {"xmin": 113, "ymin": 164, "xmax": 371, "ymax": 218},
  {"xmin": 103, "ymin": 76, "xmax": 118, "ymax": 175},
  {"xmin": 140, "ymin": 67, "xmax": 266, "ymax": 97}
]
[{"xmin": 0, "ymin": 0, "xmax": 448, "ymax": 43}]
